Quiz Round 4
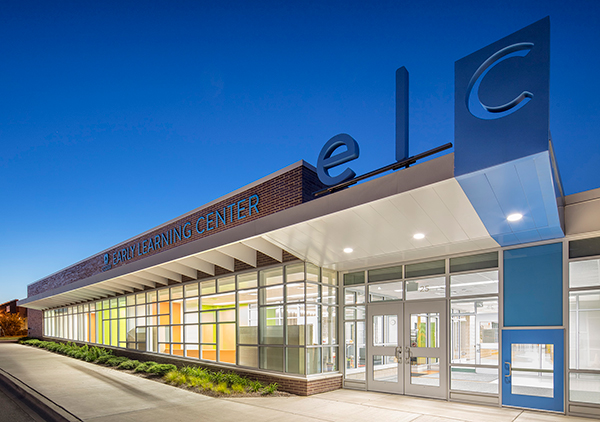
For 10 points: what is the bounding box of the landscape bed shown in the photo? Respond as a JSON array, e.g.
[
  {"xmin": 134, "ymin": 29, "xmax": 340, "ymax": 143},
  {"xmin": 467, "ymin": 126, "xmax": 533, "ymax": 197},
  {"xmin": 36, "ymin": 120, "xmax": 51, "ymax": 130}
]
[{"xmin": 18, "ymin": 338, "xmax": 284, "ymax": 397}]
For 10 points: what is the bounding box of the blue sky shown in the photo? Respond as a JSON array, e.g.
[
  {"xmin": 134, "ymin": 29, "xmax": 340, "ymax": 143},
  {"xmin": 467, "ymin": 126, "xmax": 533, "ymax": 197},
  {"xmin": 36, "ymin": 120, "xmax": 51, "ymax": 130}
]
[{"xmin": 1, "ymin": 0, "xmax": 599, "ymax": 302}]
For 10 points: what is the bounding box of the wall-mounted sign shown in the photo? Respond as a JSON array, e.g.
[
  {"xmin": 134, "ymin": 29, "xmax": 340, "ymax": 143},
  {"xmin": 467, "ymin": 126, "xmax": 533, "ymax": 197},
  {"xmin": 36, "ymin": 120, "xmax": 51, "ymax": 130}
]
[
  {"xmin": 455, "ymin": 17, "xmax": 549, "ymax": 176},
  {"xmin": 317, "ymin": 18, "xmax": 549, "ymax": 186},
  {"xmin": 317, "ymin": 67, "xmax": 410, "ymax": 187},
  {"xmin": 102, "ymin": 194, "xmax": 260, "ymax": 269}
]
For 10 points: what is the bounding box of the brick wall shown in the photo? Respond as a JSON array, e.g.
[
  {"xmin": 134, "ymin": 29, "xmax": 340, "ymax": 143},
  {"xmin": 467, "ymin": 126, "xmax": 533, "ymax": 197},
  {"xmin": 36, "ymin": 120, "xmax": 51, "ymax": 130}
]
[
  {"xmin": 29, "ymin": 164, "xmax": 326, "ymax": 298},
  {"xmin": 28, "ymin": 309, "xmax": 43, "ymax": 338}
]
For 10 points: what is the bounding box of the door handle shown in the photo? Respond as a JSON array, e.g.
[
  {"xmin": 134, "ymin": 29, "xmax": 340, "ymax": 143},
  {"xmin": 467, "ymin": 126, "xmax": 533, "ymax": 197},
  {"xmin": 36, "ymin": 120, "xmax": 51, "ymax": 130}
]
[
  {"xmin": 504, "ymin": 361, "xmax": 511, "ymax": 384},
  {"xmin": 395, "ymin": 347, "xmax": 402, "ymax": 360},
  {"xmin": 405, "ymin": 348, "xmax": 411, "ymax": 364}
]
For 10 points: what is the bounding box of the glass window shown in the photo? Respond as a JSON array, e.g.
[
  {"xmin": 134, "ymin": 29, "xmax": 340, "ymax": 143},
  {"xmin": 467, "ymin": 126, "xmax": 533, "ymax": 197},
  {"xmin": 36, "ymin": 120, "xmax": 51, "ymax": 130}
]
[
  {"xmin": 511, "ymin": 344, "xmax": 554, "ymax": 398},
  {"xmin": 570, "ymin": 237, "xmax": 600, "ymax": 259},
  {"xmin": 450, "ymin": 270, "xmax": 499, "ymax": 297},
  {"xmin": 373, "ymin": 315, "xmax": 398, "ymax": 347},
  {"xmin": 307, "ymin": 348, "xmax": 321, "ymax": 374},
  {"xmin": 286, "ymin": 282, "xmax": 305, "ymax": 303},
  {"xmin": 410, "ymin": 357, "xmax": 439, "ymax": 386},
  {"xmin": 260, "ymin": 267, "xmax": 283, "ymax": 286},
  {"xmin": 373, "ymin": 356, "xmax": 399, "ymax": 382},
  {"xmin": 185, "ymin": 344, "xmax": 199, "ymax": 359},
  {"xmin": 368, "ymin": 265, "xmax": 403, "ymax": 283},
  {"xmin": 569, "ymin": 290, "xmax": 600, "ymax": 370},
  {"xmin": 158, "ymin": 288, "xmax": 169, "ymax": 302},
  {"xmin": 306, "ymin": 263, "xmax": 319, "ymax": 282},
  {"xmin": 126, "ymin": 295, "xmax": 135, "ymax": 306},
  {"xmin": 344, "ymin": 272, "xmax": 364, "ymax": 286},
  {"xmin": 451, "ymin": 298, "xmax": 498, "ymax": 365},
  {"xmin": 405, "ymin": 260, "xmax": 445, "ymax": 278},
  {"xmin": 260, "ymin": 306, "xmax": 283, "ymax": 345},
  {"xmin": 369, "ymin": 281, "xmax": 403, "ymax": 302},
  {"xmin": 260, "ymin": 346, "xmax": 284, "ymax": 372},
  {"xmin": 345, "ymin": 306, "xmax": 365, "ymax": 320},
  {"xmin": 260, "ymin": 285, "xmax": 284, "ymax": 305},
  {"xmin": 286, "ymin": 304, "xmax": 305, "ymax": 346},
  {"xmin": 201, "ymin": 324, "xmax": 216, "ymax": 345},
  {"xmin": 286, "ymin": 263, "xmax": 304, "ymax": 283},
  {"xmin": 201, "ymin": 344, "xmax": 216, "ymax": 361},
  {"xmin": 218, "ymin": 324, "xmax": 236, "ymax": 364},
  {"xmin": 322, "ymin": 269, "xmax": 337, "ymax": 285},
  {"xmin": 569, "ymin": 373, "xmax": 600, "ymax": 404},
  {"xmin": 218, "ymin": 276, "xmax": 235, "ymax": 292},
  {"xmin": 323, "ymin": 347, "xmax": 337, "ymax": 373},
  {"xmin": 451, "ymin": 367, "xmax": 498, "ymax": 394},
  {"xmin": 410, "ymin": 313, "xmax": 439, "ymax": 348},
  {"xmin": 238, "ymin": 272, "xmax": 257, "ymax": 289},
  {"xmin": 306, "ymin": 283, "xmax": 320, "ymax": 302},
  {"xmin": 405, "ymin": 276, "xmax": 446, "ymax": 300},
  {"xmin": 570, "ymin": 259, "xmax": 600, "ymax": 288},
  {"xmin": 450, "ymin": 252, "xmax": 498, "ymax": 273},
  {"xmin": 171, "ymin": 286, "xmax": 183, "ymax": 300},
  {"xmin": 201, "ymin": 280, "xmax": 216, "ymax": 295},
  {"xmin": 322, "ymin": 306, "xmax": 336, "ymax": 345},
  {"xmin": 286, "ymin": 348, "xmax": 305, "ymax": 374},
  {"xmin": 145, "ymin": 291, "xmax": 155, "ymax": 303},
  {"xmin": 185, "ymin": 297, "xmax": 199, "ymax": 313},
  {"xmin": 185, "ymin": 325, "xmax": 199, "ymax": 343},
  {"xmin": 238, "ymin": 346, "xmax": 258, "ymax": 367},
  {"xmin": 345, "ymin": 286, "xmax": 365, "ymax": 305},
  {"xmin": 238, "ymin": 290, "xmax": 258, "ymax": 344},
  {"xmin": 306, "ymin": 304, "xmax": 321, "ymax": 346},
  {"xmin": 185, "ymin": 283, "xmax": 199, "ymax": 297},
  {"xmin": 322, "ymin": 285, "xmax": 337, "ymax": 305},
  {"xmin": 202, "ymin": 293, "xmax": 235, "ymax": 310}
]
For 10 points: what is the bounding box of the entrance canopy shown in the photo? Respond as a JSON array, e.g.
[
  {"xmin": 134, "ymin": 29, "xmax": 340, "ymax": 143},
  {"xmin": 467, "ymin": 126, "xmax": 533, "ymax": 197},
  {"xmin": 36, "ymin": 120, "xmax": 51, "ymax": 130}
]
[{"xmin": 20, "ymin": 149, "xmax": 562, "ymax": 310}]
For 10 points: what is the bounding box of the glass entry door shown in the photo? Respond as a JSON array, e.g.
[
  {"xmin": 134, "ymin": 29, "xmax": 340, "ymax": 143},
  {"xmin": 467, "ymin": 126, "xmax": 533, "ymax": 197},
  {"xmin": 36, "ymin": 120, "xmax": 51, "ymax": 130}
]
[
  {"xmin": 367, "ymin": 300, "xmax": 447, "ymax": 399},
  {"xmin": 367, "ymin": 302, "xmax": 404, "ymax": 394},
  {"xmin": 405, "ymin": 300, "xmax": 447, "ymax": 399},
  {"xmin": 502, "ymin": 329, "xmax": 564, "ymax": 412}
]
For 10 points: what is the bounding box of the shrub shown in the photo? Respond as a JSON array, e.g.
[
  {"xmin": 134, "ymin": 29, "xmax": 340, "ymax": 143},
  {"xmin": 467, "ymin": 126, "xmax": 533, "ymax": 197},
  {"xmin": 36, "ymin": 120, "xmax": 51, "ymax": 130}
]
[
  {"xmin": 105, "ymin": 357, "xmax": 129, "ymax": 367},
  {"xmin": 146, "ymin": 363, "xmax": 177, "ymax": 376},
  {"xmin": 96, "ymin": 354, "xmax": 114, "ymax": 365},
  {"xmin": 231, "ymin": 383, "xmax": 245, "ymax": 393},
  {"xmin": 117, "ymin": 360, "xmax": 141, "ymax": 370},
  {"xmin": 213, "ymin": 382, "xmax": 230, "ymax": 395},
  {"xmin": 134, "ymin": 361, "xmax": 156, "ymax": 373},
  {"xmin": 261, "ymin": 383, "xmax": 278, "ymax": 395},
  {"xmin": 249, "ymin": 380, "xmax": 263, "ymax": 393}
]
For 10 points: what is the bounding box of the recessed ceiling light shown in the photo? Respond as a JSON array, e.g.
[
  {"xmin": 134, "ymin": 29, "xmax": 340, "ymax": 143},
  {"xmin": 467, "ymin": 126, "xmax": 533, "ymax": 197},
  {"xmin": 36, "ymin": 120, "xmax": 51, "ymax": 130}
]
[
  {"xmin": 343, "ymin": 247, "xmax": 353, "ymax": 253},
  {"xmin": 507, "ymin": 213, "xmax": 523, "ymax": 222},
  {"xmin": 413, "ymin": 233, "xmax": 425, "ymax": 240}
]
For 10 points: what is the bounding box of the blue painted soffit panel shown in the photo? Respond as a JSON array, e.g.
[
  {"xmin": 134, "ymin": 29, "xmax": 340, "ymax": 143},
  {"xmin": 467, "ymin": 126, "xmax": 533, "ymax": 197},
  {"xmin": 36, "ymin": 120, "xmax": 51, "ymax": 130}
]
[{"xmin": 456, "ymin": 151, "xmax": 563, "ymax": 247}]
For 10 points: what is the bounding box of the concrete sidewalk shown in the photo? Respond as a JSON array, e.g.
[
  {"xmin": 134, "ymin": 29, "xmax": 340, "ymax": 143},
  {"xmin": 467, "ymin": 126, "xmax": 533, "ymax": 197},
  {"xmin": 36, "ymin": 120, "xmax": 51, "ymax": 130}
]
[{"xmin": 0, "ymin": 343, "xmax": 591, "ymax": 422}]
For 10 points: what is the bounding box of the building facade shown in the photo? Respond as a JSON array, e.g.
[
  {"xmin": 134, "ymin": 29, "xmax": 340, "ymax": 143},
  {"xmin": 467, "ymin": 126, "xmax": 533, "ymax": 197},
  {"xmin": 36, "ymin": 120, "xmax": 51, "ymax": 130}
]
[{"xmin": 19, "ymin": 17, "xmax": 600, "ymax": 418}]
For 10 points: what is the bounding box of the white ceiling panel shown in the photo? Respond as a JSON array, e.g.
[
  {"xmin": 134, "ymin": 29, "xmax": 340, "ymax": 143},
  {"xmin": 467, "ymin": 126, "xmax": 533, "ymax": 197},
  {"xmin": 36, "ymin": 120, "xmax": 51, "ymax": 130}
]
[{"xmin": 264, "ymin": 178, "xmax": 498, "ymax": 272}]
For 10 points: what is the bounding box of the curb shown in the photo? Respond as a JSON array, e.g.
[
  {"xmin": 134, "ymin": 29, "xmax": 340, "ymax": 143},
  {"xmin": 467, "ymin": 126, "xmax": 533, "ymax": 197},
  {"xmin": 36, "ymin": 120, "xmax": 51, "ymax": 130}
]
[{"xmin": 0, "ymin": 367, "xmax": 82, "ymax": 422}]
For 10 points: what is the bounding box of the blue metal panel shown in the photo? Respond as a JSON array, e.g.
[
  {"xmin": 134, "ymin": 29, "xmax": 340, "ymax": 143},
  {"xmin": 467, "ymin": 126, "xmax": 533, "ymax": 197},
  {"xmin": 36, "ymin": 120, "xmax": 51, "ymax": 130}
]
[
  {"xmin": 503, "ymin": 243, "xmax": 563, "ymax": 327},
  {"xmin": 457, "ymin": 152, "xmax": 564, "ymax": 247},
  {"xmin": 485, "ymin": 163, "xmax": 537, "ymax": 231},
  {"xmin": 455, "ymin": 17, "xmax": 550, "ymax": 177},
  {"xmin": 502, "ymin": 329, "xmax": 564, "ymax": 412}
]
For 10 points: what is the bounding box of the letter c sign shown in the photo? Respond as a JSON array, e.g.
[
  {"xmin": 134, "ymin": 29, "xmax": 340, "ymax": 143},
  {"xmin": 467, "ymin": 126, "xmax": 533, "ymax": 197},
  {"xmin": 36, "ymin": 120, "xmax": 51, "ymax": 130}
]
[{"xmin": 317, "ymin": 133, "xmax": 360, "ymax": 186}]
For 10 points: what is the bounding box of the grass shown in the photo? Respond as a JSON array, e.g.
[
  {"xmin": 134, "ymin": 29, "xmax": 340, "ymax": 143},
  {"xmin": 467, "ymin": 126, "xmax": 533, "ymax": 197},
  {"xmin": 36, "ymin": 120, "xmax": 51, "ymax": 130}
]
[{"xmin": 18, "ymin": 338, "xmax": 279, "ymax": 397}]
